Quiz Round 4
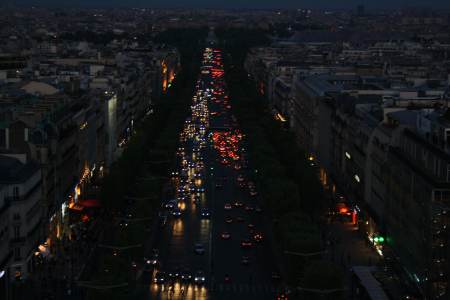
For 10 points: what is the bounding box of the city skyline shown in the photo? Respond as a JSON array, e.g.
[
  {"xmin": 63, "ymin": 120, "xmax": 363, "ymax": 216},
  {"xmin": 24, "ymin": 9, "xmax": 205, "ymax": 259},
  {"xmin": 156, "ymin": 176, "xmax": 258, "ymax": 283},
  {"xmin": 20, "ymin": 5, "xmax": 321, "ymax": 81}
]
[
  {"xmin": 9, "ymin": 0, "xmax": 450, "ymax": 9},
  {"xmin": 0, "ymin": 5, "xmax": 449, "ymax": 300}
]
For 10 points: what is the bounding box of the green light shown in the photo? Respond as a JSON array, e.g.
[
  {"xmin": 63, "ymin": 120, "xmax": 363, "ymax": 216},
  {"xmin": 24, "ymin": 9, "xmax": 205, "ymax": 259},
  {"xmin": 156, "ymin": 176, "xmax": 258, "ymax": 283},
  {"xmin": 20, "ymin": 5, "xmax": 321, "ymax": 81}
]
[{"xmin": 373, "ymin": 236, "xmax": 384, "ymax": 244}]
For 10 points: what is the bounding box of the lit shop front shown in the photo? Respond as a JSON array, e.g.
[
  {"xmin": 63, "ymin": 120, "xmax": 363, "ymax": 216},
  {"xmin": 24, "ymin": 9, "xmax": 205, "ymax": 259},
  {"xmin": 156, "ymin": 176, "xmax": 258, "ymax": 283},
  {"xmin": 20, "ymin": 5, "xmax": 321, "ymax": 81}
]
[{"xmin": 45, "ymin": 163, "xmax": 101, "ymax": 253}]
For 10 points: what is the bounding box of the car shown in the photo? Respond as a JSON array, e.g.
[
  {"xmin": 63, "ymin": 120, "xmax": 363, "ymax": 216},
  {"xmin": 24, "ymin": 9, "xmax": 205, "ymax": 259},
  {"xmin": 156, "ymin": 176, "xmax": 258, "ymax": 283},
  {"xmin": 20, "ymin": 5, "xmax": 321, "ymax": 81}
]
[
  {"xmin": 194, "ymin": 243, "xmax": 205, "ymax": 255},
  {"xmin": 172, "ymin": 208, "xmax": 182, "ymax": 217},
  {"xmin": 236, "ymin": 216, "xmax": 245, "ymax": 222},
  {"xmin": 194, "ymin": 271, "xmax": 206, "ymax": 284},
  {"xmin": 221, "ymin": 231, "xmax": 231, "ymax": 239},
  {"xmin": 240, "ymin": 239, "xmax": 253, "ymax": 249},
  {"xmin": 249, "ymin": 190, "xmax": 258, "ymax": 197},
  {"xmin": 234, "ymin": 201, "xmax": 243, "ymax": 208},
  {"xmin": 241, "ymin": 256, "xmax": 250, "ymax": 265},
  {"xmin": 145, "ymin": 249, "xmax": 159, "ymax": 266},
  {"xmin": 168, "ymin": 268, "xmax": 181, "ymax": 280},
  {"xmin": 255, "ymin": 206, "xmax": 263, "ymax": 213},
  {"xmin": 154, "ymin": 272, "xmax": 166, "ymax": 284},
  {"xmin": 143, "ymin": 260, "xmax": 154, "ymax": 272},
  {"xmin": 194, "ymin": 195, "xmax": 201, "ymax": 203},
  {"xmin": 253, "ymin": 233, "xmax": 263, "ymax": 243},
  {"xmin": 200, "ymin": 208, "xmax": 211, "ymax": 219},
  {"xmin": 181, "ymin": 270, "xmax": 192, "ymax": 282},
  {"xmin": 225, "ymin": 216, "xmax": 233, "ymax": 223},
  {"xmin": 224, "ymin": 203, "xmax": 232, "ymax": 210},
  {"xmin": 164, "ymin": 200, "xmax": 177, "ymax": 210},
  {"xmin": 237, "ymin": 174, "xmax": 245, "ymax": 182},
  {"xmin": 248, "ymin": 223, "xmax": 255, "ymax": 229},
  {"xmin": 215, "ymin": 182, "xmax": 223, "ymax": 189},
  {"xmin": 234, "ymin": 164, "xmax": 241, "ymax": 170},
  {"xmin": 245, "ymin": 205, "xmax": 254, "ymax": 212},
  {"xmin": 220, "ymin": 159, "xmax": 229, "ymax": 165}
]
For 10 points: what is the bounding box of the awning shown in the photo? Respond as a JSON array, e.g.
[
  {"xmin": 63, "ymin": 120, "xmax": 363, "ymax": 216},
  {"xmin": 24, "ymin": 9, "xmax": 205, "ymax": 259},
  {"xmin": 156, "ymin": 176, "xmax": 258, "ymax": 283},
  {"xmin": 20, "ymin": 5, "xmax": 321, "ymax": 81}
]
[
  {"xmin": 77, "ymin": 199, "xmax": 101, "ymax": 208},
  {"xmin": 352, "ymin": 266, "xmax": 390, "ymax": 300},
  {"xmin": 69, "ymin": 203, "xmax": 84, "ymax": 211}
]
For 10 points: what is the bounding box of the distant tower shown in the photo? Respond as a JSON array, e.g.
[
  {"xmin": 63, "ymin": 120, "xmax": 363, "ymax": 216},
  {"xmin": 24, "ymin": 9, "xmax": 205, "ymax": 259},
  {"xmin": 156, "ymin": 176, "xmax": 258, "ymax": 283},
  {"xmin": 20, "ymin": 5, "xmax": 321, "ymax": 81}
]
[{"xmin": 357, "ymin": 5, "xmax": 365, "ymax": 16}]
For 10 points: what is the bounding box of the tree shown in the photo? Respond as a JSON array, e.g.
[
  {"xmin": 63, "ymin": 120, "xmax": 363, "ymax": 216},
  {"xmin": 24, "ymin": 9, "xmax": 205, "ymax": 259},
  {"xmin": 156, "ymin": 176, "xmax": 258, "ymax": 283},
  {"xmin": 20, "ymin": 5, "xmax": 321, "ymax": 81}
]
[{"xmin": 300, "ymin": 260, "xmax": 345, "ymax": 300}]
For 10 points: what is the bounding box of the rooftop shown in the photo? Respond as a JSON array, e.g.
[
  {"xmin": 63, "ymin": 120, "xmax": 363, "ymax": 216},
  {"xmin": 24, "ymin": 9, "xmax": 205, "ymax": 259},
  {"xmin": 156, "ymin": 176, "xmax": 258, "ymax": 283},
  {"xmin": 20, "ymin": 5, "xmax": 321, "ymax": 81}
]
[{"xmin": 0, "ymin": 155, "xmax": 39, "ymax": 184}]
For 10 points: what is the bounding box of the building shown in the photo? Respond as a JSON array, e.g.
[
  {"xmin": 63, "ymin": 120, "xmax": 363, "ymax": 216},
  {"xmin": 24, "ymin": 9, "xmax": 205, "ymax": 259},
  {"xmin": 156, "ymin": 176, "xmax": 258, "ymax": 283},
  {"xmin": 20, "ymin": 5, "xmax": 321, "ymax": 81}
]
[
  {"xmin": 0, "ymin": 154, "xmax": 43, "ymax": 285},
  {"xmin": 381, "ymin": 110, "xmax": 450, "ymax": 298},
  {"xmin": 289, "ymin": 72, "xmax": 450, "ymax": 298}
]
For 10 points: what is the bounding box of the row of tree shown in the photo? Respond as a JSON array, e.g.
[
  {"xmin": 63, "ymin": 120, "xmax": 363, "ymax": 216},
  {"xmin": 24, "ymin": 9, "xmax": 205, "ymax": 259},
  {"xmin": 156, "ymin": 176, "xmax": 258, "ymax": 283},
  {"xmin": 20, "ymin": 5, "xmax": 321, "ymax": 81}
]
[
  {"xmin": 216, "ymin": 28, "xmax": 344, "ymax": 299},
  {"xmin": 84, "ymin": 28, "xmax": 208, "ymax": 300}
]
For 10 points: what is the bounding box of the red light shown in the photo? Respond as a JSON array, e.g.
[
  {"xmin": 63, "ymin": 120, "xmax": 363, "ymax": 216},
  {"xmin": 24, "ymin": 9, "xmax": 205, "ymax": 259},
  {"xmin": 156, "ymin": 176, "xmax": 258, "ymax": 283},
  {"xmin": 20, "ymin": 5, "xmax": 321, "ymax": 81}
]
[{"xmin": 339, "ymin": 207, "xmax": 348, "ymax": 214}]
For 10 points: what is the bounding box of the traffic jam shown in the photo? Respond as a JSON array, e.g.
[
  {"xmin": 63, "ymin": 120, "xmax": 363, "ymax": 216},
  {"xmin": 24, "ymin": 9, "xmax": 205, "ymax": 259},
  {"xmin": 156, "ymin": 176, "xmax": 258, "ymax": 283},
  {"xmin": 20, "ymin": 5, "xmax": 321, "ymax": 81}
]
[{"xmin": 148, "ymin": 47, "xmax": 282, "ymax": 299}]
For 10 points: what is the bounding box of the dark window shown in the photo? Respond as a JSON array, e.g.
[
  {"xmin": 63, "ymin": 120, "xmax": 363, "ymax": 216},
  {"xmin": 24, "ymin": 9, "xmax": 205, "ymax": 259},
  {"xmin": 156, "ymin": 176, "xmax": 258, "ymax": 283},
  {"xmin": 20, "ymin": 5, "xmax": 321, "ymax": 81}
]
[
  {"xmin": 13, "ymin": 225, "xmax": 20, "ymax": 238},
  {"xmin": 0, "ymin": 129, "xmax": 5, "ymax": 147},
  {"xmin": 447, "ymin": 164, "xmax": 450, "ymax": 182},
  {"xmin": 14, "ymin": 247, "xmax": 21, "ymax": 260},
  {"xmin": 13, "ymin": 186, "xmax": 19, "ymax": 199}
]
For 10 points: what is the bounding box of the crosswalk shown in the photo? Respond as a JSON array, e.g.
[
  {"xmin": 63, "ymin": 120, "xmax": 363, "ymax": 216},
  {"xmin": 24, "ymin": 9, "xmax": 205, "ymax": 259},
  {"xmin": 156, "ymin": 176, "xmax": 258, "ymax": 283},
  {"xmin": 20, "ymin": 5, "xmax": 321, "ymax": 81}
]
[
  {"xmin": 150, "ymin": 282, "xmax": 284, "ymax": 300},
  {"xmin": 210, "ymin": 282, "xmax": 280, "ymax": 294}
]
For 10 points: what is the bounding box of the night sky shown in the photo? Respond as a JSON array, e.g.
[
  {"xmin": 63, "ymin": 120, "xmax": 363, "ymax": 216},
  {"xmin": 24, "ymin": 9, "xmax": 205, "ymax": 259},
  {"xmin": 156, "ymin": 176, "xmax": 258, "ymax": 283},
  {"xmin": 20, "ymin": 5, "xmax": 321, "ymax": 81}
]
[{"xmin": 10, "ymin": 0, "xmax": 450, "ymax": 9}]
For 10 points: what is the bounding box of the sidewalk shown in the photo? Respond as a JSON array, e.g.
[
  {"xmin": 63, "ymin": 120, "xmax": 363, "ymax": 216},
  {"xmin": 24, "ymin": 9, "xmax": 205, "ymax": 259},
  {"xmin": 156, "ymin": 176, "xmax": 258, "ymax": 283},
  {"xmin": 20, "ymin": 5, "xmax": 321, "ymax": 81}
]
[
  {"xmin": 327, "ymin": 220, "xmax": 381, "ymax": 268},
  {"xmin": 12, "ymin": 217, "xmax": 102, "ymax": 300},
  {"xmin": 325, "ymin": 219, "xmax": 382, "ymax": 298}
]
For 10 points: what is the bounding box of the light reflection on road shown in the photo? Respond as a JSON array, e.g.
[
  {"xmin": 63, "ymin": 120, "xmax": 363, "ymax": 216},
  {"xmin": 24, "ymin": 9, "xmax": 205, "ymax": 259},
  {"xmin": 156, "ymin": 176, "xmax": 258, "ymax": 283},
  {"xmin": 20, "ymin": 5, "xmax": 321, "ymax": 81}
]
[
  {"xmin": 150, "ymin": 283, "xmax": 208, "ymax": 300},
  {"xmin": 199, "ymin": 220, "xmax": 210, "ymax": 240},
  {"xmin": 172, "ymin": 219, "xmax": 184, "ymax": 236}
]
